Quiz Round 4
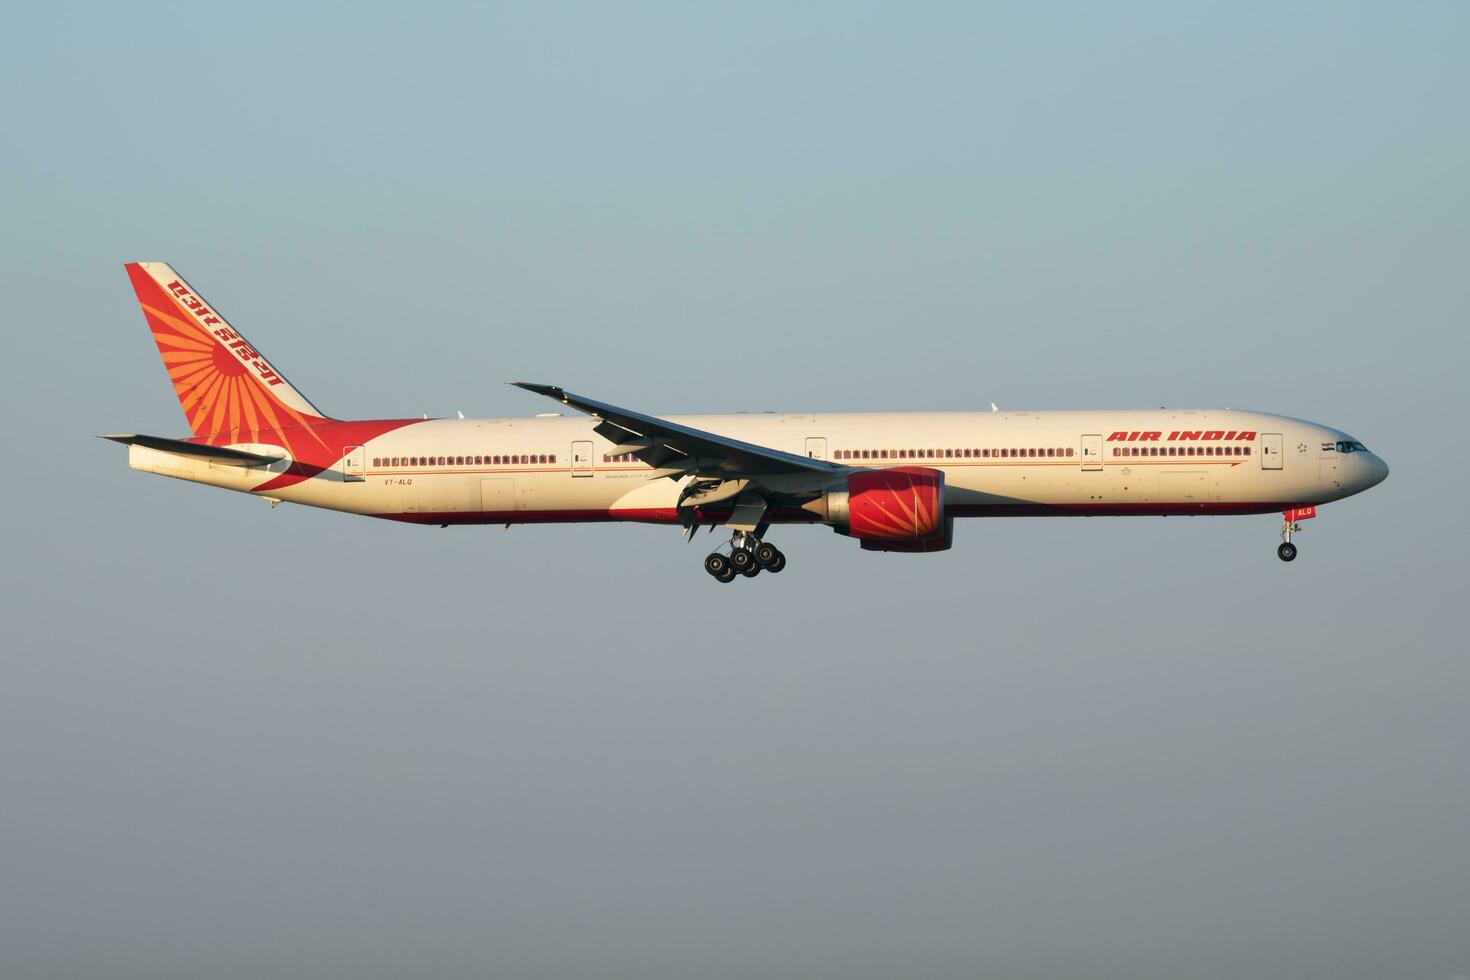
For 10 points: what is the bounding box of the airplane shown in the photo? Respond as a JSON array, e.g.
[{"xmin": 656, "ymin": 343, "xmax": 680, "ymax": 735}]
[{"xmin": 103, "ymin": 262, "xmax": 1389, "ymax": 581}]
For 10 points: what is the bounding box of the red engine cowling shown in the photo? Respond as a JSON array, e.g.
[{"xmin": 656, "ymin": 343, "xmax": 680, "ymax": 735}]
[
  {"xmin": 860, "ymin": 517, "xmax": 953, "ymax": 552},
  {"xmin": 815, "ymin": 466, "xmax": 948, "ymax": 551}
]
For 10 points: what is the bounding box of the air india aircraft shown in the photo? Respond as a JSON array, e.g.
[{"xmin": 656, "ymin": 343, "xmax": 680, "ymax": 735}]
[{"xmin": 103, "ymin": 263, "xmax": 1388, "ymax": 580}]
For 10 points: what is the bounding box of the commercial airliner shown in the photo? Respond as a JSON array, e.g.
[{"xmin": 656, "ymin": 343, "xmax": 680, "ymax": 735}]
[{"xmin": 103, "ymin": 262, "xmax": 1388, "ymax": 581}]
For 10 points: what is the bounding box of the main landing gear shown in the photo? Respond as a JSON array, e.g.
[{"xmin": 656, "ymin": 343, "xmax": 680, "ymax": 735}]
[{"xmin": 704, "ymin": 530, "xmax": 786, "ymax": 583}]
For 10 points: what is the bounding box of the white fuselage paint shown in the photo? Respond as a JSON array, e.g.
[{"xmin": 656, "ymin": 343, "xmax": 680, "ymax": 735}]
[{"xmin": 127, "ymin": 408, "xmax": 1389, "ymax": 525}]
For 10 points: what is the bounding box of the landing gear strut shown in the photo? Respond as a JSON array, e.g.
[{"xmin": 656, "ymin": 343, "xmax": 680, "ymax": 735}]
[
  {"xmin": 1277, "ymin": 506, "xmax": 1314, "ymax": 562},
  {"xmin": 704, "ymin": 530, "xmax": 785, "ymax": 583}
]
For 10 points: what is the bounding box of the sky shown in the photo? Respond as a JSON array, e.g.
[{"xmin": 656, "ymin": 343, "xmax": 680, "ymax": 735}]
[{"xmin": 1, "ymin": 2, "xmax": 1467, "ymax": 977}]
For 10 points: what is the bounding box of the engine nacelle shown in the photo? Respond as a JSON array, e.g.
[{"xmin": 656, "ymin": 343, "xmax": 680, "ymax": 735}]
[
  {"xmin": 812, "ymin": 466, "xmax": 948, "ymax": 550},
  {"xmin": 860, "ymin": 517, "xmax": 954, "ymax": 553}
]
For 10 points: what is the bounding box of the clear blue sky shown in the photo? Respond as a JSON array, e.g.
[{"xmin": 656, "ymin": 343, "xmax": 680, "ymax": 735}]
[{"xmin": 2, "ymin": 3, "xmax": 1466, "ymax": 978}]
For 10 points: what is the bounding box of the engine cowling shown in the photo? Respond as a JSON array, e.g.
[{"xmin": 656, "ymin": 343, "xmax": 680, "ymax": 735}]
[
  {"xmin": 859, "ymin": 516, "xmax": 953, "ymax": 553},
  {"xmin": 813, "ymin": 466, "xmax": 949, "ymax": 551}
]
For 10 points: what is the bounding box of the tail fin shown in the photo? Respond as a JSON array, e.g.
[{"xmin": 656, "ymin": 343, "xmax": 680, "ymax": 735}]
[{"xmin": 125, "ymin": 262, "xmax": 328, "ymax": 437}]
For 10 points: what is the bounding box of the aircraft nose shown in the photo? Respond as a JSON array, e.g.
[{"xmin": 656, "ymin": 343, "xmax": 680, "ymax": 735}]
[{"xmin": 1364, "ymin": 453, "xmax": 1389, "ymax": 489}]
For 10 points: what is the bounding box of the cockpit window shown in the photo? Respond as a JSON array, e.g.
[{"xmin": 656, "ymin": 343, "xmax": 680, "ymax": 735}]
[{"xmin": 1336, "ymin": 441, "xmax": 1369, "ymax": 454}]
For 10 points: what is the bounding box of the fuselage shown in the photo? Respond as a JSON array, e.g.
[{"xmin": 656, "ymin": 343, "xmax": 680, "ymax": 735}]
[{"xmin": 126, "ymin": 408, "xmax": 1389, "ymax": 525}]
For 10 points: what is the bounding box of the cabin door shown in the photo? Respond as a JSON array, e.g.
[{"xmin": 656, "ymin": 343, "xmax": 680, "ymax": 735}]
[
  {"xmin": 341, "ymin": 445, "xmax": 366, "ymax": 482},
  {"xmin": 571, "ymin": 440, "xmax": 594, "ymax": 477},
  {"xmin": 804, "ymin": 437, "xmax": 827, "ymax": 460},
  {"xmin": 1080, "ymin": 434, "xmax": 1103, "ymax": 471},
  {"xmin": 1261, "ymin": 433, "xmax": 1284, "ymax": 470}
]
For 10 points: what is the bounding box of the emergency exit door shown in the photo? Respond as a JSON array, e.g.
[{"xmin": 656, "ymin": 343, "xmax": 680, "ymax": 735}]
[
  {"xmin": 805, "ymin": 437, "xmax": 827, "ymax": 460},
  {"xmin": 1261, "ymin": 433, "xmax": 1284, "ymax": 470}
]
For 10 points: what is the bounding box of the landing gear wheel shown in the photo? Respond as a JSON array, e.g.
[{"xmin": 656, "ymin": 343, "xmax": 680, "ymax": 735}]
[
  {"xmin": 765, "ymin": 551, "xmax": 786, "ymax": 573},
  {"xmin": 704, "ymin": 553, "xmax": 731, "ymax": 578},
  {"xmin": 1277, "ymin": 541, "xmax": 1297, "ymax": 562},
  {"xmin": 754, "ymin": 542, "xmax": 780, "ymax": 567},
  {"xmin": 740, "ymin": 562, "xmax": 762, "ymax": 577},
  {"xmin": 716, "ymin": 566, "xmax": 738, "ymax": 583},
  {"xmin": 729, "ymin": 548, "xmax": 756, "ymax": 573}
]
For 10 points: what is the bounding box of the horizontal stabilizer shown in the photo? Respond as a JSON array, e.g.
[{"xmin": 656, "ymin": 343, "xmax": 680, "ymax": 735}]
[{"xmin": 99, "ymin": 433, "xmax": 283, "ymax": 467}]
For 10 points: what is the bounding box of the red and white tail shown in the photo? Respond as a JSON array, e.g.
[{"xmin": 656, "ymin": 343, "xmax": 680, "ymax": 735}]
[{"xmin": 125, "ymin": 262, "xmax": 327, "ymax": 437}]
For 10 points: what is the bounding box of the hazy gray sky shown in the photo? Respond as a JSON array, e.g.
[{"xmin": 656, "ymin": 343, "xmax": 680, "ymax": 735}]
[{"xmin": 2, "ymin": 3, "xmax": 1466, "ymax": 978}]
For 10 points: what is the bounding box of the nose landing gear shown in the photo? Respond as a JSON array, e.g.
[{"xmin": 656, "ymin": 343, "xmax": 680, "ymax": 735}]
[
  {"xmin": 1277, "ymin": 506, "xmax": 1316, "ymax": 562},
  {"xmin": 703, "ymin": 530, "xmax": 786, "ymax": 583}
]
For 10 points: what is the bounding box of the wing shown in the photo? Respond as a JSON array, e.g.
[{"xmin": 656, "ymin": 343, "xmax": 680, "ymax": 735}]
[{"xmin": 508, "ymin": 382, "xmax": 847, "ymax": 479}]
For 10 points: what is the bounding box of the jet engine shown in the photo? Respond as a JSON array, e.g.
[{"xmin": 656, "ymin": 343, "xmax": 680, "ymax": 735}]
[{"xmin": 806, "ymin": 466, "xmax": 951, "ymax": 552}]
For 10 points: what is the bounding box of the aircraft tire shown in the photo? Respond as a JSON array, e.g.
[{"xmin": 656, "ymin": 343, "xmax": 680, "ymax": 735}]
[
  {"xmin": 1277, "ymin": 542, "xmax": 1297, "ymax": 562},
  {"xmin": 705, "ymin": 553, "xmax": 731, "ymax": 577}
]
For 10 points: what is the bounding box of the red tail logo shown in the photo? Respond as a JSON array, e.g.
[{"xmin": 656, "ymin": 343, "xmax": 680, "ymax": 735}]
[{"xmin": 126, "ymin": 262, "xmax": 325, "ymax": 439}]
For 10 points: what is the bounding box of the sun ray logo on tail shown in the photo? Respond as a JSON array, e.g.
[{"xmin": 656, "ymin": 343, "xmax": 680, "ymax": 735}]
[{"xmin": 126, "ymin": 262, "xmax": 331, "ymax": 454}]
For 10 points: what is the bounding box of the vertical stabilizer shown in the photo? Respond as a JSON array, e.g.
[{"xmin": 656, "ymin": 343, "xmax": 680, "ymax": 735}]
[{"xmin": 124, "ymin": 262, "xmax": 327, "ymax": 437}]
